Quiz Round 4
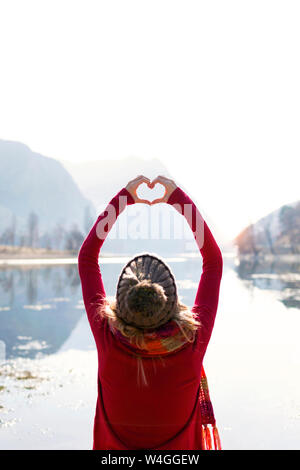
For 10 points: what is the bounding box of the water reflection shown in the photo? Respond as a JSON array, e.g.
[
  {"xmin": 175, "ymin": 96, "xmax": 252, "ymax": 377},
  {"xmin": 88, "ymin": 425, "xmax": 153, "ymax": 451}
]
[
  {"xmin": 235, "ymin": 257, "xmax": 300, "ymax": 310},
  {"xmin": 0, "ymin": 258, "xmax": 203, "ymax": 361},
  {"xmin": 1, "ymin": 256, "xmax": 300, "ymax": 449},
  {"xmin": 0, "ymin": 264, "xmax": 84, "ymax": 360},
  {"xmin": 1, "ymin": 255, "xmax": 299, "ymax": 362}
]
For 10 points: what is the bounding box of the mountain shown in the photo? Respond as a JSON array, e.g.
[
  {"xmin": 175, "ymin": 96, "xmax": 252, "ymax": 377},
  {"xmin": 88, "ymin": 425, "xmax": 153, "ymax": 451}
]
[
  {"xmin": 234, "ymin": 199, "xmax": 300, "ymax": 256},
  {"xmin": 0, "ymin": 145, "xmax": 189, "ymax": 254},
  {"xmin": 0, "ymin": 140, "xmax": 228, "ymax": 256},
  {"xmin": 0, "ymin": 140, "xmax": 96, "ymax": 250}
]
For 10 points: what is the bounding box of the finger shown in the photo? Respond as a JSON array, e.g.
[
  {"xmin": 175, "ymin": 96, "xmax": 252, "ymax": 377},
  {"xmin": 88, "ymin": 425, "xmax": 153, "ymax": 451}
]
[
  {"xmin": 136, "ymin": 178, "xmax": 151, "ymax": 190},
  {"xmin": 157, "ymin": 175, "xmax": 169, "ymax": 182},
  {"xmin": 136, "ymin": 198, "xmax": 151, "ymax": 205},
  {"xmin": 150, "ymin": 197, "xmax": 167, "ymax": 205},
  {"xmin": 158, "ymin": 175, "xmax": 176, "ymax": 186},
  {"xmin": 130, "ymin": 175, "xmax": 143, "ymax": 183},
  {"xmin": 129, "ymin": 175, "xmax": 150, "ymax": 186},
  {"xmin": 151, "ymin": 176, "xmax": 161, "ymax": 184},
  {"xmin": 136, "ymin": 175, "xmax": 151, "ymax": 183},
  {"xmin": 150, "ymin": 176, "xmax": 166, "ymax": 187}
]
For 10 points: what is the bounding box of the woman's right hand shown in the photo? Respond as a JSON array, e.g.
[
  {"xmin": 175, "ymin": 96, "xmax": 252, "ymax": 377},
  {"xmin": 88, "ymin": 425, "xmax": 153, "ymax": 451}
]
[
  {"xmin": 125, "ymin": 175, "xmax": 152, "ymax": 204},
  {"xmin": 149, "ymin": 175, "xmax": 177, "ymax": 204}
]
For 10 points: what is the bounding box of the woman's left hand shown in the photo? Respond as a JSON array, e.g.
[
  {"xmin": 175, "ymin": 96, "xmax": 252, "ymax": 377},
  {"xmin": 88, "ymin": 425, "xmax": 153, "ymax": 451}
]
[{"xmin": 125, "ymin": 175, "xmax": 152, "ymax": 204}]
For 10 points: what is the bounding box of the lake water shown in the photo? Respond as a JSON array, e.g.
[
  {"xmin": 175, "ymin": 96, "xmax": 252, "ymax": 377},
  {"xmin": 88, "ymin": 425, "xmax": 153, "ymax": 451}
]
[{"xmin": 0, "ymin": 254, "xmax": 299, "ymax": 450}]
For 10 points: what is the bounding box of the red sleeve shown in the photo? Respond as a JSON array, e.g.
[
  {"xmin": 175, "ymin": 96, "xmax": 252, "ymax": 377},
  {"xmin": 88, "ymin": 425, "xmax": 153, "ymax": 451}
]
[
  {"xmin": 78, "ymin": 187, "xmax": 135, "ymax": 333},
  {"xmin": 167, "ymin": 187, "xmax": 223, "ymax": 347}
]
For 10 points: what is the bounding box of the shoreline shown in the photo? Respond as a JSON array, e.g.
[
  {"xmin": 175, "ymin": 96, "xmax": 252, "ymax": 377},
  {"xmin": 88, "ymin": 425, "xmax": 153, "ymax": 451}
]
[
  {"xmin": 0, "ymin": 245, "xmax": 299, "ymax": 263},
  {"xmin": 0, "ymin": 245, "xmax": 77, "ymax": 259},
  {"xmin": 0, "ymin": 245, "xmax": 122, "ymax": 260},
  {"xmin": 237, "ymin": 253, "xmax": 300, "ymax": 262}
]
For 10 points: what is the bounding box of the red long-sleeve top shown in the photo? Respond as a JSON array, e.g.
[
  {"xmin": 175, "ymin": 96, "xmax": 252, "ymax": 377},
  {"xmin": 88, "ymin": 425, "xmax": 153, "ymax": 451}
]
[{"xmin": 78, "ymin": 186, "xmax": 223, "ymax": 450}]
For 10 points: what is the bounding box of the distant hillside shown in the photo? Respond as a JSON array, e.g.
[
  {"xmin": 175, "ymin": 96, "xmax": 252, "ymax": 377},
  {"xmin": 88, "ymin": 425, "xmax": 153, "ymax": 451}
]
[
  {"xmin": 0, "ymin": 141, "xmax": 227, "ymax": 256},
  {"xmin": 0, "ymin": 140, "xmax": 96, "ymax": 250},
  {"xmin": 234, "ymin": 199, "xmax": 300, "ymax": 256}
]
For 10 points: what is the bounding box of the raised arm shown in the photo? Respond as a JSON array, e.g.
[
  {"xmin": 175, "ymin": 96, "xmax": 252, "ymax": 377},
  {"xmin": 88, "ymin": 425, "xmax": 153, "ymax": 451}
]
[
  {"xmin": 78, "ymin": 175, "xmax": 151, "ymax": 335},
  {"xmin": 151, "ymin": 176, "xmax": 223, "ymax": 349},
  {"xmin": 168, "ymin": 186, "xmax": 223, "ymax": 347},
  {"xmin": 78, "ymin": 187, "xmax": 134, "ymax": 330}
]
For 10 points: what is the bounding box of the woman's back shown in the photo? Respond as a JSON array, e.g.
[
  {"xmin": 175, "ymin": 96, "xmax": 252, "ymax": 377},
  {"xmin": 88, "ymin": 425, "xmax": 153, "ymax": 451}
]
[
  {"xmin": 78, "ymin": 176, "xmax": 223, "ymax": 450},
  {"xmin": 96, "ymin": 316, "xmax": 205, "ymax": 449}
]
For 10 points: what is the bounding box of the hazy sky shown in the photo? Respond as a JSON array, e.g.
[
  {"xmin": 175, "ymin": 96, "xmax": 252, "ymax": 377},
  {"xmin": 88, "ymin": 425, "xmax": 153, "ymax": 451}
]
[{"xmin": 0, "ymin": 0, "xmax": 299, "ymax": 242}]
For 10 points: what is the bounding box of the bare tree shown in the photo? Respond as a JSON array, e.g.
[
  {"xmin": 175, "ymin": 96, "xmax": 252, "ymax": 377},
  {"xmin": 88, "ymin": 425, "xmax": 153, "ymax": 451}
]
[
  {"xmin": 27, "ymin": 211, "xmax": 39, "ymax": 248},
  {"xmin": 279, "ymin": 205, "xmax": 295, "ymax": 234},
  {"xmin": 52, "ymin": 223, "xmax": 66, "ymax": 250},
  {"xmin": 84, "ymin": 205, "xmax": 94, "ymax": 233},
  {"xmin": 10, "ymin": 214, "xmax": 17, "ymax": 246},
  {"xmin": 65, "ymin": 224, "xmax": 84, "ymax": 251},
  {"xmin": 262, "ymin": 221, "xmax": 275, "ymax": 255}
]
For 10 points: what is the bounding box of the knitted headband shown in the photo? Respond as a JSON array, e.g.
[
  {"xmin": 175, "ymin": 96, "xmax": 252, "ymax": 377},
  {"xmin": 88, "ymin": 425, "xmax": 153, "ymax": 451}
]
[{"xmin": 116, "ymin": 253, "xmax": 178, "ymax": 330}]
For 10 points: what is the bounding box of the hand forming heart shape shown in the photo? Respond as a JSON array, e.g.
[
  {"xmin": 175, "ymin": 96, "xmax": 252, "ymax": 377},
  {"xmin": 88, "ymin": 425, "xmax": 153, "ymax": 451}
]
[
  {"xmin": 125, "ymin": 175, "xmax": 177, "ymax": 205},
  {"xmin": 136, "ymin": 181, "xmax": 166, "ymax": 203}
]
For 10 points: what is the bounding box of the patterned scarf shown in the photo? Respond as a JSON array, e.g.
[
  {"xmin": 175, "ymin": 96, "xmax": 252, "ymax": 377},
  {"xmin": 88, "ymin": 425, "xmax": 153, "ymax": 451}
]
[{"xmin": 112, "ymin": 319, "xmax": 222, "ymax": 450}]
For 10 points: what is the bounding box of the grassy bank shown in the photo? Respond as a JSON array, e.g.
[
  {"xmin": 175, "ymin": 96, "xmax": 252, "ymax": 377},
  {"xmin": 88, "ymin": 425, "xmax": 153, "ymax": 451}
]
[{"xmin": 0, "ymin": 245, "xmax": 77, "ymax": 259}]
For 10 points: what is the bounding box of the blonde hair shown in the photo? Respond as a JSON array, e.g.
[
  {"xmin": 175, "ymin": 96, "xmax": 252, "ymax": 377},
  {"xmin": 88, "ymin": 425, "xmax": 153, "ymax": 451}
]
[{"xmin": 96, "ymin": 296, "xmax": 201, "ymax": 351}]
